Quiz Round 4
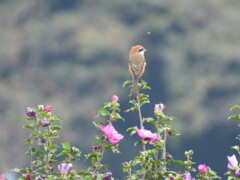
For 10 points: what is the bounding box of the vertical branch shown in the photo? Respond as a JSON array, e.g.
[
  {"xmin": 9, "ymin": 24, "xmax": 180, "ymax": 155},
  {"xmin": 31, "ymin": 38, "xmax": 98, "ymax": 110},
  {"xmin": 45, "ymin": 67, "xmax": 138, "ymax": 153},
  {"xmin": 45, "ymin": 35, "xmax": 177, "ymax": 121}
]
[
  {"xmin": 137, "ymin": 93, "xmax": 146, "ymax": 180},
  {"xmin": 45, "ymin": 126, "xmax": 51, "ymax": 178},
  {"xmin": 137, "ymin": 97, "xmax": 143, "ymax": 129},
  {"xmin": 137, "ymin": 97, "xmax": 146, "ymax": 152},
  {"xmin": 155, "ymin": 116, "xmax": 160, "ymax": 173},
  {"xmin": 161, "ymin": 122, "xmax": 167, "ymax": 173},
  {"xmin": 30, "ymin": 122, "xmax": 41, "ymax": 180}
]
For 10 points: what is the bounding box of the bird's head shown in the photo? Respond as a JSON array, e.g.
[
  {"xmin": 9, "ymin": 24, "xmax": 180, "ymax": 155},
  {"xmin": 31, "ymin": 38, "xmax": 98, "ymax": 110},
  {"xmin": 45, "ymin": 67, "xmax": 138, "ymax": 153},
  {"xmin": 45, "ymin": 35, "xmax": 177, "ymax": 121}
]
[{"xmin": 129, "ymin": 45, "xmax": 147, "ymax": 56}]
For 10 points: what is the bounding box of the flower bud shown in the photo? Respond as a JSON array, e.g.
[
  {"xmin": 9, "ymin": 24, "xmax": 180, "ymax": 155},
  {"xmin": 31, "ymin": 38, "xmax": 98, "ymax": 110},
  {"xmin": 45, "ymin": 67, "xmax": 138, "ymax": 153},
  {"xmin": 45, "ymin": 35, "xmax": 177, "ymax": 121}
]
[
  {"xmin": 23, "ymin": 174, "xmax": 31, "ymax": 180},
  {"xmin": 154, "ymin": 103, "xmax": 165, "ymax": 112},
  {"xmin": 154, "ymin": 103, "xmax": 165, "ymax": 116},
  {"xmin": 111, "ymin": 95, "xmax": 119, "ymax": 102},
  {"xmin": 26, "ymin": 107, "xmax": 37, "ymax": 118},
  {"xmin": 185, "ymin": 150, "xmax": 193, "ymax": 157},
  {"xmin": 235, "ymin": 168, "xmax": 240, "ymax": 177},
  {"xmin": 167, "ymin": 129, "xmax": 173, "ymax": 136},
  {"xmin": 52, "ymin": 130, "xmax": 58, "ymax": 136},
  {"xmin": 102, "ymin": 172, "xmax": 112, "ymax": 180},
  {"xmin": 40, "ymin": 138, "xmax": 46, "ymax": 143},
  {"xmin": 44, "ymin": 105, "xmax": 52, "ymax": 112}
]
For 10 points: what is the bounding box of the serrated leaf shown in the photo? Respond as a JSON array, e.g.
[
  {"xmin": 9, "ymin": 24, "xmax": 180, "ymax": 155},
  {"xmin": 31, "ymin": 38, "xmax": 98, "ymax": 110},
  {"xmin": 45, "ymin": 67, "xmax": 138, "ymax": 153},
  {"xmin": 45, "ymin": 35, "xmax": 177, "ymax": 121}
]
[
  {"xmin": 52, "ymin": 118, "xmax": 62, "ymax": 123},
  {"xmin": 51, "ymin": 125, "xmax": 62, "ymax": 131},
  {"xmin": 49, "ymin": 144, "xmax": 58, "ymax": 150},
  {"xmin": 103, "ymin": 102, "xmax": 112, "ymax": 108},
  {"xmin": 62, "ymin": 142, "xmax": 71, "ymax": 149},
  {"xmin": 59, "ymin": 150, "xmax": 69, "ymax": 156},
  {"xmin": 97, "ymin": 108, "xmax": 110, "ymax": 117}
]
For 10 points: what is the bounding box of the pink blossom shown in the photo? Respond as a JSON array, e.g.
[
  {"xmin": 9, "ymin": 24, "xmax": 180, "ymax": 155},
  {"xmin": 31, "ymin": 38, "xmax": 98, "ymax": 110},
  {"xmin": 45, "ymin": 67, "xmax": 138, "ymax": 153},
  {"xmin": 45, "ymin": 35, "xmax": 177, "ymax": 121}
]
[
  {"xmin": 99, "ymin": 124, "xmax": 124, "ymax": 144},
  {"xmin": 198, "ymin": 164, "xmax": 208, "ymax": 174},
  {"xmin": 154, "ymin": 103, "xmax": 165, "ymax": 112},
  {"xmin": 58, "ymin": 163, "xmax": 73, "ymax": 175},
  {"xmin": 137, "ymin": 128, "xmax": 158, "ymax": 142},
  {"xmin": 235, "ymin": 168, "xmax": 240, "ymax": 177},
  {"xmin": 183, "ymin": 173, "xmax": 195, "ymax": 180},
  {"xmin": 111, "ymin": 95, "xmax": 119, "ymax": 102},
  {"xmin": 228, "ymin": 154, "xmax": 238, "ymax": 171},
  {"xmin": 44, "ymin": 105, "xmax": 52, "ymax": 112},
  {"xmin": 0, "ymin": 174, "xmax": 6, "ymax": 180}
]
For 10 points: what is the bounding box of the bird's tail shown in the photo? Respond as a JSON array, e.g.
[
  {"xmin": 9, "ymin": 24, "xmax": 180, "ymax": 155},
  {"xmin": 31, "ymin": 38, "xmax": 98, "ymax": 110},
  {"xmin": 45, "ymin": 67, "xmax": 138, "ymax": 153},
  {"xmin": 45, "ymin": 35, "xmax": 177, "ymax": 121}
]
[{"xmin": 130, "ymin": 79, "xmax": 138, "ymax": 100}]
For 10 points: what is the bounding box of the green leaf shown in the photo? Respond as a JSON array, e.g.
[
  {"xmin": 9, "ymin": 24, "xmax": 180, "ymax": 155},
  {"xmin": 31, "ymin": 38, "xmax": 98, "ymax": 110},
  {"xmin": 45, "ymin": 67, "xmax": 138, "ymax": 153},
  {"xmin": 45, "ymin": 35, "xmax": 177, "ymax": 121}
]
[
  {"xmin": 51, "ymin": 125, "xmax": 62, "ymax": 131},
  {"xmin": 52, "ymin": 118, "xmax": 62, "ymax": 123},
  {"xmin": 25, "ymin": 124, "xmax": 35, "ymax": 130},
  {"xmin": 134, "ymin": 140, "xmax": 141, "ymax": 146},
  {"xmin": 62, "ymin": 142, "xmax": 71, "ymax": 149},
  {"xmin": 26, "ymin": 117, "xmax": 36, "ymax": 121},
  {"xmin": 103, "ymin": 102, "xmax": 112, "ymax": 108},
  {"xmin": 18, "ymin": 176, "xmax": 27, "ymax": 180},
  {"xmin": 49, "ymin": 144, "xmax": 58, "ymax": 150},
  {"xmin": 230, "ymin": 105, "xmax": 240, "ymax": 111},
  {"xmin": 122, "ymin": 80, "xmax": 132, "ymax": 87},
  {"xmin": 126, "ymin": 126, "xmax": 137, "ymax": 132},
  {"xmin": 35, "ymin": 150, "xmax": 45, "ymax": 155},
  {"xmin": 59, "ymin": 150, "xmax": 69, "ymax": 156},
  {"xmin": 228, "ymin": 115, "xmax": 240, "ymax": 121},
  {"xmin": 231, "ymin": 145, "xmax": 240, "ymax": 153},
  {"xmin": 97, "ymin": 108, "xmax": 110, "ymax": 117}
]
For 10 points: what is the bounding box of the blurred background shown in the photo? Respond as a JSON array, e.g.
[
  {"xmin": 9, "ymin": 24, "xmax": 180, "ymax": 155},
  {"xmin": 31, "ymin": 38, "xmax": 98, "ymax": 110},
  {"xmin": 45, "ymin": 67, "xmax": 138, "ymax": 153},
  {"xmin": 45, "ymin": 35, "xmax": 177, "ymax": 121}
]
[{"xmin": 0, "ymin": 0, "xmax": 240, "ymax": 179}]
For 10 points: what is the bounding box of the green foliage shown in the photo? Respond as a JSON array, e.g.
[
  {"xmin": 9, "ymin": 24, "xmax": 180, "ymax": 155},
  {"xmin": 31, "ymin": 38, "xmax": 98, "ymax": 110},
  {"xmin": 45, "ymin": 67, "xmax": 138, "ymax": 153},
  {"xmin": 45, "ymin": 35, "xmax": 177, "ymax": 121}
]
[{"xmin": 9, "ymin": 80, "xmax": 240, "ymax": 179}]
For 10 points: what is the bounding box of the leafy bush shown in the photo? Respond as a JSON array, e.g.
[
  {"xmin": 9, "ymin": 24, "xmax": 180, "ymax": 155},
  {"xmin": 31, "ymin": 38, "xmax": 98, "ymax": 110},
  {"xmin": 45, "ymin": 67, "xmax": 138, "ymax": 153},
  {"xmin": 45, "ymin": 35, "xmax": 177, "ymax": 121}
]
[{"xmin": 4, "ymin": 80, "xmax": 239, "ymax": 180}]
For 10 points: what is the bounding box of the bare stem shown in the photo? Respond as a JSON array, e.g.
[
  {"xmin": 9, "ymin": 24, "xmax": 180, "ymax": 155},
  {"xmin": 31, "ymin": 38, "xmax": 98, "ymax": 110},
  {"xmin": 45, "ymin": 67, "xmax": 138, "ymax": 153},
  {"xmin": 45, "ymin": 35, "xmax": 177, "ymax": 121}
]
[
  {"xmin": 155, "ymin": 116, "xmax": 160, "ymax": 173},
  {"xmin": 137, "ymin": 97, "xmax": 146, "ymax": 152},
  {"xmin": 137, "ymin": 95, "xmax": 147, "ymax": 179},
  {"xmin": 161, "ymin": 123, "xmax": 167, "ymax": 173},
  {"xmin": 45, "ymin": 126, "xmax": 51, "ymax": 178}
]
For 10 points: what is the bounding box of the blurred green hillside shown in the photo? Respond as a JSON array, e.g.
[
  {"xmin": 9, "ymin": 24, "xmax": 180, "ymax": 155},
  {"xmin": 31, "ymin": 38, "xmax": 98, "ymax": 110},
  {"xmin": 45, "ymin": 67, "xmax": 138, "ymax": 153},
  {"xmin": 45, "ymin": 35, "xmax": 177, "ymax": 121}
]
[{"xmin": 0, "ymin": 0, "xmax": 240, "ymax": 178}]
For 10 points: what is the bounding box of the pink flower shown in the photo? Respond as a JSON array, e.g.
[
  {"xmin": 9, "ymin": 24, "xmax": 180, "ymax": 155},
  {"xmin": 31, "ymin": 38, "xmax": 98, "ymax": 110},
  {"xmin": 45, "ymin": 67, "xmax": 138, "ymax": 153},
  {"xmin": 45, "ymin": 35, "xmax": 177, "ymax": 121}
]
[
  {"xmin": 228, "ymin": 154, "xmax": 238, "ymax": 171},
  {"xmin": 235, "ymin": 168, "xmax": 240, "ymax": 177},
  {"xmin": 44, "ymin": 105, "xmax": 52, "ymax": 112},
  {"xmin": 154, "ymin": 103, "xmax": 165, "ymax": 112},
  {"xmin": 58, "ymin": 163, "xmax": 73, "ymax": 175},
  {"xmin": 0, "ymin": 174, "xmax": 6, "ymax": 180},
  {"xmin": 183, "ymin": 173, "xmax": 195, "ymax": 180},
  {"xmin": 198, "ymin": 164, "xmax": 208, "ymax": 174},
  {"xmin": 99, "ymin": 124, "xmax": 124, "ymax": 144},
  {"xmin": 42, "ymin": 118, "xmax": 50, "ymax": 127},
  {"xmin": 111, "ymin": 95, "xmax": 119, "ymax": 102},
  {"xmin": 137, "ymin": 128, "xmax": 158, "ymax": 142}
]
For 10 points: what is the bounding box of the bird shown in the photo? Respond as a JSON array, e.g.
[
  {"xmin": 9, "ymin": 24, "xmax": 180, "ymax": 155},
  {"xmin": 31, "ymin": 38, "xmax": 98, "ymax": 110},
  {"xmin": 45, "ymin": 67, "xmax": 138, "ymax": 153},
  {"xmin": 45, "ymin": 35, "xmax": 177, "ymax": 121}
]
[{"xmin": 128, "ymin": 45, "xmax": 147, "ymax": 100}]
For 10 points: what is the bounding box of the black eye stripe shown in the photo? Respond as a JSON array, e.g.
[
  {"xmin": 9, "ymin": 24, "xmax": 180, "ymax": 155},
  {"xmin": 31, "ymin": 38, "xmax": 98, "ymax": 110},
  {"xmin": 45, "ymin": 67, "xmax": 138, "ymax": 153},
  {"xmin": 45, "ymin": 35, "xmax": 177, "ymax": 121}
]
[{"xmin": 139, "ymin": 48, "xmax": 144, "ymax": 52}]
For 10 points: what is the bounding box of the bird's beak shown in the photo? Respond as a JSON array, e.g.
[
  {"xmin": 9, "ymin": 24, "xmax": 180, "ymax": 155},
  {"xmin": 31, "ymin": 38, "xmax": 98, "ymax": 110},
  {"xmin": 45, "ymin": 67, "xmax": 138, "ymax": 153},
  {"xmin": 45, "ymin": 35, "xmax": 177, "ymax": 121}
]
[{"xmin": 144, "ymin": 49, "xmax": 147, "ymax": 52}]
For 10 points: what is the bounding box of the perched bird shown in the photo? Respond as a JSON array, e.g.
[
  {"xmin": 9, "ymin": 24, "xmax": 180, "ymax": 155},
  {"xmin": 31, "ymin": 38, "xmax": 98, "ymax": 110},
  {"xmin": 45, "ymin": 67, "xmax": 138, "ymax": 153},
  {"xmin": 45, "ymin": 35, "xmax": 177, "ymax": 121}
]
[{"xmin": 128, "ymin": 45, "xmax": 147, "ymax": 100}]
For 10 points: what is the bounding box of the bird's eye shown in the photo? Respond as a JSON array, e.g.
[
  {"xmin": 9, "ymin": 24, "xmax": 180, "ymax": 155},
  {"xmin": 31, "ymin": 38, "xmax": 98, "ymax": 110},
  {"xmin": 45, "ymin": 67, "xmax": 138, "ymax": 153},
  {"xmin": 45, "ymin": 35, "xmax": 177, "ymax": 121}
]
[{"xmin": 139, "ymin": 48, "xmax": 144, "ymax": 52}]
